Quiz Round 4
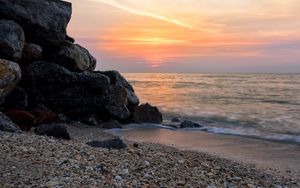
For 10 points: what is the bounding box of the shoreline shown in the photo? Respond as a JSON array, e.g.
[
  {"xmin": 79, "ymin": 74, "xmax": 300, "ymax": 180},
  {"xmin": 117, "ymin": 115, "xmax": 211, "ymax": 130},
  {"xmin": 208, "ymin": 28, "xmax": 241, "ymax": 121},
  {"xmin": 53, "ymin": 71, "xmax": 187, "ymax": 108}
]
[
  {"xmin": 107, "ymin": 124, "xmax": 300, "ymax": 182},
  {"xmin": 0, "ymin": 123, "xmax": 298, "ymax": 187}
]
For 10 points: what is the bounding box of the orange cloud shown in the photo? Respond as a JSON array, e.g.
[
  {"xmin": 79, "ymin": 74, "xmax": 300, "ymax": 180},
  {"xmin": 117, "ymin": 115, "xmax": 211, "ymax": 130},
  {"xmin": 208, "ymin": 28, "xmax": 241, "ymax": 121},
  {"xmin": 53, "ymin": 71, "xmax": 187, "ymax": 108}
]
[{"xmin": 98, "ymin": 17, "xmax": 268, "ymax": 68}]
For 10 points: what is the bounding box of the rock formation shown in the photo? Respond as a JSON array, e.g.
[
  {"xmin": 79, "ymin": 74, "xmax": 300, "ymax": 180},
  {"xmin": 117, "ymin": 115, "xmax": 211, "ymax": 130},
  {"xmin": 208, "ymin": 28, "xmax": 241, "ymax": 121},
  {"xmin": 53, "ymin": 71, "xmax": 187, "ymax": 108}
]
[
  {"xmin": 0, "ymin": 0, "xmax": 72, "ymax": 50},
  {"xmin": 34, "ymin": 124, "xmax": 71, "ymax": 140},
  {"xmin": 0, "ymin": 0, "xmax": 163, "ymax": 134},
  {"xmin": 133, "ymin": 103, "xmax": 163, "ymax": 124}
]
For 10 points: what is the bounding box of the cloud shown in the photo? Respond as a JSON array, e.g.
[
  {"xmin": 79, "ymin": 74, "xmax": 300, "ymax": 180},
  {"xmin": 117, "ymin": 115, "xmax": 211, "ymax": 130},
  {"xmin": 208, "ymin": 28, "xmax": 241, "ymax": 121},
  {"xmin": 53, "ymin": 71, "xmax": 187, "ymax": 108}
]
[{"xmin": 90, "ymin": 0, "xmax": 194, "ymax": 29}]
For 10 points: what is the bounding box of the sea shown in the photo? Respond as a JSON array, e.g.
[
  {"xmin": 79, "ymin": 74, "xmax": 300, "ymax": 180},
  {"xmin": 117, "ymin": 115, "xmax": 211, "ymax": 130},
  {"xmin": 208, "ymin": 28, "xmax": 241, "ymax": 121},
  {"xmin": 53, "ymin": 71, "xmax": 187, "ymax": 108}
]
[{"xmin": 119, "ymin": 73, "xmax": 300, "ymax": 144}]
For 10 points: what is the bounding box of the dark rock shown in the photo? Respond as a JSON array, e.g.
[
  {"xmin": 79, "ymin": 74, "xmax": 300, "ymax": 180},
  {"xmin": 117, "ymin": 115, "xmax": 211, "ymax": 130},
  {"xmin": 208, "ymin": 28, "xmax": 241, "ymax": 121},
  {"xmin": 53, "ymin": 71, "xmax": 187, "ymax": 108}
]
[
  {"xmin": 0, "ymin": 19, "xmax": 25, "ymax": 61},
  {"xmin": 22, "ymin": 61, "xmax": 109, "ymax": 119},
  {"xmin": 57, "ymin": 114, "xmax": 72, "ymax": 124},
  {"xmin": 101, "ymin": 70, "xmax": 139, "ymax": 106},
  {"xmin": 180, "ymin": 120, "xmax": 202, "ymax": 128},
  {"xmin": 0, "ymin": 59, "xmax": 21, "ymax": 105},
  {"xmin": 86, "ymin": 138, "xmax": 127, "ymax": 149},
  {"xmin": 171, "ymin": 117, "xmax": 181, "ymax": 123},
  {"xmin": 32, "ymin": 105, "xmax": 59, "ymax": 125},
  {"xmin": 34, "ymin": 123, "xmax": 70, "ymax": 140},
  {"xmin": 133, "ymin": 143, "xmax": 139, "ymax": 148},
  {"xmin": 5, "ymin": 110, "xmax": 36, "ymax": 131},
  {"xmin": 105, "ymin": 85, "xmax": 131, "ymax": 121},
  {"xmin": 65, "ymin": 35, "xmax": 75, "ymax": 43},
  {"xmin": 80, "ymin": 114, "xmax": 100, "ymax": 126},
  {"xmin": 0, "ymin": 111, "xmax": 21, "ymax": 132},
  {"xmin": 52, "ymin": 41, "xmax": 96, "ymax": 72},
  {"xmin": 1, "ymin": 86, "xmax": 28, "ymax": 111},
  {"xmin": 22, "ymin": 43, "xmax": 43, "ymax": 62},
  {"xmin": 101, "ymin": 71, "xmax": 139, "ymax": 121},
  {"xmin": 99, "ymin": 120, "xmax": 122, "ymax": 129},
  {"xmin": 101, "ymin": 70, "xmax": 134, "ymax": 91},
  {"xmin": 133, "ymin": 103, "xmax": 163, "ymax": 124},
  {"xmin": 0, "ymin": 0, "xmax": 72, "ymax": 50}
]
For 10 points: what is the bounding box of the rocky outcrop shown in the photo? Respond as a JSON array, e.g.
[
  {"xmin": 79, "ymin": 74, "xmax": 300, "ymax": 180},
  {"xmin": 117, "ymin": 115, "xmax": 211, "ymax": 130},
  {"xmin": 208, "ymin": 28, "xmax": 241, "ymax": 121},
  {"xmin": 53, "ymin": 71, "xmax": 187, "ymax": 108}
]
[
  {"xmin": 34, "ymin": 124, "xmax": 70, "ymax": 140},
  {"xmin": 52, "ymin": 41, "xmax": 96, "ymax": 72},
  {"xmin": 0, "ymin": 59, "xmax": 21, "ymax": 104},
  {"xmin": 0, "ymin": 19, "xmax": 25, "ymax": 61},
  {"xmin": 0, "ymin": 0, "xmax": 72, "ymax": 49},
  {"xmin": 5, "ymin": 110, "xmax": 36, "ymax": 131},
  {"xmin": 133, "ymin": 103, "xmax": 163, "ymax": 124},
  {"xmin": 0, "ymin": 0, "xmax": 161, "ymax": 131},
  {"xmin": 0, "ymin": 111, "xmax": 21, "ymax": 132},
  {"xmin": 86, "ymin": 138, "xmax": 127, "ymax": 149},
  {"xmin": 22, "ymin": 61, "xmax": 110, "ymax": 118}
]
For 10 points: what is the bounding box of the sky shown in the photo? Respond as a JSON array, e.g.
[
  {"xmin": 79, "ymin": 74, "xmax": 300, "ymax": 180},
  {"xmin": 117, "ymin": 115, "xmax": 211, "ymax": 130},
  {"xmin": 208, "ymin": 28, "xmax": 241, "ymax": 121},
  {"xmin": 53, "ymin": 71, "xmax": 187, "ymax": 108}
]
[{"xmin": 66, "ymin": 0, "xmax": 300, "ymax": 73}]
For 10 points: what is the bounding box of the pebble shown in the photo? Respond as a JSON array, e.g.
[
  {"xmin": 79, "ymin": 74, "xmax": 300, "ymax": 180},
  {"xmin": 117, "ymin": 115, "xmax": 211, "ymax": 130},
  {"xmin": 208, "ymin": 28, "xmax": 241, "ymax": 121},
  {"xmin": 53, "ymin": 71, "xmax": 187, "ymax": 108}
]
[
  {"xmin": 0, "ymin": 129, "xmax": 297, "ymax": 187},
  {"xmin": 114, "ymin": 175, "xmax": 122, "ymax": 181},
  {"xmin": 46, "ymin": 180, "xmax": 60, "ymax": 187},
  {"xmin": 144, "ymin": 160, "xmax": 150, "ymax": 166},
  {"xmin": 122, "ymin": 168, "xmax": 129, "ymax": 175},
  {"xmin": 178, "ymin": 159, "xmax": 184, "ymax": 164}
]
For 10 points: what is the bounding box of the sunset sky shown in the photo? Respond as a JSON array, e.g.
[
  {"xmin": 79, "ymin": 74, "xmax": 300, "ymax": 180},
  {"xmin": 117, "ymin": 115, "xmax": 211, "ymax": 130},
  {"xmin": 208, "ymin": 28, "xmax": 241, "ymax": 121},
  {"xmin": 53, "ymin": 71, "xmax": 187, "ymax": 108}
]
[{"xmin": 67, "ymin": 0, "xmax": 300, "ymax": 73}]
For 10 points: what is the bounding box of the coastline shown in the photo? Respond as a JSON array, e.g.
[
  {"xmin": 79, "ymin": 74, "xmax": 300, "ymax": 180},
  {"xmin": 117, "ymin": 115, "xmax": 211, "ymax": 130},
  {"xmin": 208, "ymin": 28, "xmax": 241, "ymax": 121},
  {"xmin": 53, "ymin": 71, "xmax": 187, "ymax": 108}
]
[
  {"xmin": 0, "ymin": 123, "xmax": 298, "ymax": 187},
  {"xmin": 108, "ymin": 125, "xmax": 300, "ymax": 181}
]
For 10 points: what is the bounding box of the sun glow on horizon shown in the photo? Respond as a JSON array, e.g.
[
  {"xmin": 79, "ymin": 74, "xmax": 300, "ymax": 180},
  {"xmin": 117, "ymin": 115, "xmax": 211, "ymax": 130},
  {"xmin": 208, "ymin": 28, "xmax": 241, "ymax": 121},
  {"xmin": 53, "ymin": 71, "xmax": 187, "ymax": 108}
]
[{"xmin": 67, "ymin": 0, "xmax": 300, "ymax": 72}]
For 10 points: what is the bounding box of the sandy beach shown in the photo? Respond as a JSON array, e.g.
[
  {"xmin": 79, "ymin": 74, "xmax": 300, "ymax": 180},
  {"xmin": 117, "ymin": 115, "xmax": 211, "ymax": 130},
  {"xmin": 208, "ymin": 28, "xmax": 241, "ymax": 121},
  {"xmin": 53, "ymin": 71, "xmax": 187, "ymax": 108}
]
[{"xmin": 0, "ymin": 124, "xmax": 298, "ymax": 188}]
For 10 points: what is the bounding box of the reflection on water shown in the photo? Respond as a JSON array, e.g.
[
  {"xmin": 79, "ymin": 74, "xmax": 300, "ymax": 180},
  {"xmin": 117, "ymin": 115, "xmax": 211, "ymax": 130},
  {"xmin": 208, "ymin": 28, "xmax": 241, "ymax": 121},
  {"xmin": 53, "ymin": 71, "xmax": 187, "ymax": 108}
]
[{"xmin": 123, "ymin": 73, "xmax": 300, "ymax": 139}]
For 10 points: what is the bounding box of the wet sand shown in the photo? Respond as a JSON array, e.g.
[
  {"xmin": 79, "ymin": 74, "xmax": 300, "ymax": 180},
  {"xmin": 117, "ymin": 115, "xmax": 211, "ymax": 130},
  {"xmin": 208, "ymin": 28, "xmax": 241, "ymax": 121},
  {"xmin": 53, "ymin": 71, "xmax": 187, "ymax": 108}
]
[{"xmin": 108, "ymin": 126, "xmax": 300, "ymax": 181}]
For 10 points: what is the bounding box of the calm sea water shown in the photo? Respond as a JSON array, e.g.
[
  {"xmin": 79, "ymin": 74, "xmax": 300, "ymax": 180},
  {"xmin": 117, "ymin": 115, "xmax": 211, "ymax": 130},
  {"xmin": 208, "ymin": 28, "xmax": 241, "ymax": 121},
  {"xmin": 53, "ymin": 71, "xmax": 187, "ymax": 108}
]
[{"xmin": 123, "ymin": 73, "xmax": 300, "ymax": 144}]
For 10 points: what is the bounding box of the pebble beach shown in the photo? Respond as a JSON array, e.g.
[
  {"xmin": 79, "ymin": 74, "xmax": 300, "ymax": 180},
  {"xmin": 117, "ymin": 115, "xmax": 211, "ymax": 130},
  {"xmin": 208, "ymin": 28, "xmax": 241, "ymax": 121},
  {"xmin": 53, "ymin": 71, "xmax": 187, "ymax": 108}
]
[{"xmin": 0, "ymin": 125, "xmax": 298, "ymax": 188}]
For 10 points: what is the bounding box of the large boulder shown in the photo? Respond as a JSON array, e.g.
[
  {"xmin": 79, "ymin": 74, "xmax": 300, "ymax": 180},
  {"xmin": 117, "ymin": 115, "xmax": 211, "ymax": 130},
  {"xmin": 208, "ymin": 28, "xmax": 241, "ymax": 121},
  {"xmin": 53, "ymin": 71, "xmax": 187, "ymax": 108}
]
[
  {"xmin": 32, "ymin": 105, "xmax": 60, "ymax": 125},
  {"xmin": 0, "ymin": 0, "xmax": 72, "ymax": 49},
  {"xmin": 105, "ymin": 85, "xmax": 131, "ymax": 121},
  {"xmin": 86, "ymin": 138, "xmax": 127, "ymax": 149},
  {"xmin": 0, "ymin": 19, "xmax": 25, "ymax": 61},
  {"xmin": 0, "ymin": 59, "xmax": 21, "ymax": 104},
  {"xmin": 133, "ymin": 103, "xmax": 163, "ymax": 124},
  {"xmin": 0, "ymin": 111, "xmax": 21, "ymax": 132},
  {"xmin": 22, "ymin": 61, "xmax": 110, "ymax": 119},
  {"xmin": 101, "ymin": 71, "xmax": 139, "ymax": 106},
  {"xmin": 5, "ymin": 110, "xmax": 36, "ymax": 131},
  {"xmin": 1, "ymin": 86, "xmax": 28, "ymax": 111},
  {"xmin": 102, "ymin": 71, "xmax": 139, "ymax": 116},
  {"xmin": 52, "ymin": 41, "xmax": 96, "ymax": 72},
  {"xmin": 180, "ymin": 120, "xmax": 202, "ymax": 128},
  {"xmin": 34, "ymin": 124, "xmax": 71, "ymax": 140},
  {"xmin": 21, "ymin": 43, "xmax": 43, "ymax": 62}
]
